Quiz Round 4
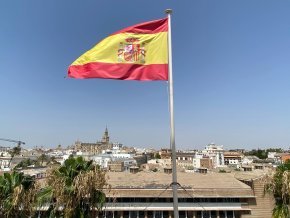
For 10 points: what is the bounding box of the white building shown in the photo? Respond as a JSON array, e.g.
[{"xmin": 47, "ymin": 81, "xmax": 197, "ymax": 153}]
[
  {"xmin": 242, "ymin": 156, "xmax": 260, "ymax": 165},
  {"xmin": 191, "ymin": 153, "xmax": 202, "ymax": 169},
  {"xmin": 201, "ymin": 143, "xmax": 225, "ymax": 168},
  {"xmin": 0, "ymin": 157, "xmax": 10, "ymax": 170},
  {"xmin": 123, "ymin": 159, "xmax": 137, "ymax": 171},
  {"xmin": 112, "ymin": 153, "xmax": 133, "ymax": 159},
  {"xmin": 112, "ymin": 142, "xmax": 123, "ymax": 150},
  {"xmin": 192, "ymin": 157, "xmax": 201, "ymax": 169},
  {"xmin": 92, "ymin": 154, "xmax": 112, "ymax": 169}
]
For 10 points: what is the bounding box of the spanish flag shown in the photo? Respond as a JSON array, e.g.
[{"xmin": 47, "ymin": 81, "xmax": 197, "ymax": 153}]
[{"xmin": 68, "ymin": 18, "xmax": 168, "ymax": 81}]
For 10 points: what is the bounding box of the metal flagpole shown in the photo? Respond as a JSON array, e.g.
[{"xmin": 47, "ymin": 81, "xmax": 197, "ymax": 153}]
[{"xmin": 165, "ymin": 9, "xmax": 179, "ymax": 218}]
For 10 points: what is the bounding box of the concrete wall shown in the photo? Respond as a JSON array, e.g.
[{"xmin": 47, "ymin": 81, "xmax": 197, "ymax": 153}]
[{"xmin": 241, "ymin": 178, "xmax": 274, "ymax": 218}]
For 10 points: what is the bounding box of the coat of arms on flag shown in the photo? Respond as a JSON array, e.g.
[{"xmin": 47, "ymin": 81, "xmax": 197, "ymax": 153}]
[{"xmin": 117, "ymin": 37, "xmax": 146, "ymax": 64}]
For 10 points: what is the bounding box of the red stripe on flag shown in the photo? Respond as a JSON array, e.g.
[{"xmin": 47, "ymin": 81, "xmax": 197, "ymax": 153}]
[
  {"xmin": 68, "ymin": 62, "xmax": 168, "ymax": 81},
  {"xmin": 111, "ymin": 18, "xmax": 168, "ymax": 35}
]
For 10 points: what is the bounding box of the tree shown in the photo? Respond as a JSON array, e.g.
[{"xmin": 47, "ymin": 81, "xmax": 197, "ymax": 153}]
[
  {"xmin": 245, "ymin": 148, "xmax": 285, "ymax": 160},
  {"xmin": 38, "ymin": 154, "xmax": 49, "ymax": 166},
  {"xmin": 265, "ymin": 160, "xmax": 290, "ymax": 218},
  {"xmin": 0, "ymin": 171, "xmax": 37, "ymax": 217},
  {"xmin": 8, "ymin": 145, "xmax": 21, "ymax": 168},
  {"xmin": 14, "ymin": 158, "xmax": 38, "ymax": 169},
  {"xmin": 245, "ymin": 149, "xmax": 267, "ymax": 159},
  {"xmin": 37, "ymin": 156, "xmax": 108, "ymax": 217},
  {"xmin": 154, "ymin": 153, "xmax": 161, "ymax": 159}
]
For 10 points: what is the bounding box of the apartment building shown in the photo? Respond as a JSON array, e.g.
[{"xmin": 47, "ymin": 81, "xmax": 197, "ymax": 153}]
[{"xmin": 224, "ymin": 152, "xmax": 243, "ymax": 165}]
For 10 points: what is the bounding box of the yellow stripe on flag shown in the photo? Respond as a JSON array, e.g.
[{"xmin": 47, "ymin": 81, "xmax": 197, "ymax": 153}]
[{"xmin": 71, "ymin": 32, "xmax": 168, "ymax": 66}]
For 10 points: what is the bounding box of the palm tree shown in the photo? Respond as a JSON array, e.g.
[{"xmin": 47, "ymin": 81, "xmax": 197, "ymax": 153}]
[
  {"xmin": 8, "ymin": 145, "xmax": 21, "ymax": 168},
  {"xmin": 38, "ymin": 154, "xmax": 49, "ymax": 166},
  {"xmin": 265, "ymin": 160, "xmax": 290, "ymax": 218},
  {"xmin": 0, "ymin": 171, "xmax": 37, "ymax": 217},
  {"xmin": 37, "ymin": 156, "xmax": 108, "ymax": 217}
]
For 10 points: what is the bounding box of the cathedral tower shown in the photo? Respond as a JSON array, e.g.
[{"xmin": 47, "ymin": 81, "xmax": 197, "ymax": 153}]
[{"xmin": 102, "ymin": 127, "xmax": 110, "ymax": 144}]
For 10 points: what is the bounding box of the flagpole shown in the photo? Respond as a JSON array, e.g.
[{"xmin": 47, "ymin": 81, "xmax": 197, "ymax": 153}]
[{"xmin": 165, "ymin": 9, "xmax": 179, "ymax": 218}]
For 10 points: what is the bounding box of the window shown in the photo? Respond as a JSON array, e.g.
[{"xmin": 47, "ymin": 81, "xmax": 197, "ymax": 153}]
[
  {"xmin": 179, "ymin": 211, "xmax": 191, "ymax": 218},
  {"xmin": 202, "ymin": 211, "xmax": 211, "ymax": 218},
  {"xmin": 226, "ymin": 211, "xmax": 235, "ymax": 218},
  {"xmin": 129, "ymin": 211, "xmax": 139, "ymax": 218},
  {"xmin": 154, "ymin": 211, "xmax": 163, "ymax": 218}
]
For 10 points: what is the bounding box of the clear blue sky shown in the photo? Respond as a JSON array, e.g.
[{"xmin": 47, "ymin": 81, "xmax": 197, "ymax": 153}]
[{"xmin": 1, "ymin": 0, "xmax": 290, "ymax": 150}]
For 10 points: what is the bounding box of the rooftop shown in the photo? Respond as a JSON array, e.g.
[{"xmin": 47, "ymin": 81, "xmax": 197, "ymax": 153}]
[
  {"xmin": 234, "ymin": 169, "xmax": 270, "ymax": 181},
  {"xmin": 106, "ymin": 171, "xmax": 254, "ymax": 198}
]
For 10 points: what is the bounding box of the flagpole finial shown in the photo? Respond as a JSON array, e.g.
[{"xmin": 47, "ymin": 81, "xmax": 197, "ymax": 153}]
[{"xmin": 165, "ymin": 9, "xmax": 173, "ymax": 14}]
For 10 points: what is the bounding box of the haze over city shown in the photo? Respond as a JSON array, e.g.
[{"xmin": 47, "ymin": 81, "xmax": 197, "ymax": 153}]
[{"xmin": 1, "ymin": 0, "xmax": 290, "ymax": 149}]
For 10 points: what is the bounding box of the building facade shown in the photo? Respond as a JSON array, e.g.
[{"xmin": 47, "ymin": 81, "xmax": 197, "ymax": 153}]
[
  {"xmin": 75, "ymin": 127, "xmax": 113, "ymax": 154},
  {"xmin": 100, "ymin": 171, "xmax": 273, "ymax": 218},
  {"xmin": 224, "ymin": 152, "xmax": 243, "ymax": 166},
  {"xmin": 202, "ymin": 143, "xmax": 225, "ymax": 167}
]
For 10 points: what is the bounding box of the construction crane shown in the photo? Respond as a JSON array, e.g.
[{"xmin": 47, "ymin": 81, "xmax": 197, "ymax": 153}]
[{"xmin": 0, "ymin": 138, "xmax": 25, "ymax": 147}]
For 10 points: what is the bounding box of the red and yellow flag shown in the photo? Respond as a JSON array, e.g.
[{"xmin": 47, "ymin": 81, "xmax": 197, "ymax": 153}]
[{"xmin": 68, "ymin": 18, "xmax": 168, "ymax": 81}]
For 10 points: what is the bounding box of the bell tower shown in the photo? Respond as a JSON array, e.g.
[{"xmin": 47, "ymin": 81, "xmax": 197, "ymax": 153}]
[{"xmin": 102, "ymin": 126, "xmax": 110, "ymax": 144}]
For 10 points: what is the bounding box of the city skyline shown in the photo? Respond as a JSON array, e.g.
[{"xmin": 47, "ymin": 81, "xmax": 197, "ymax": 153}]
[{"xmin": 1, "ymin": 1, "xmax": 290, "ymax": 149}]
